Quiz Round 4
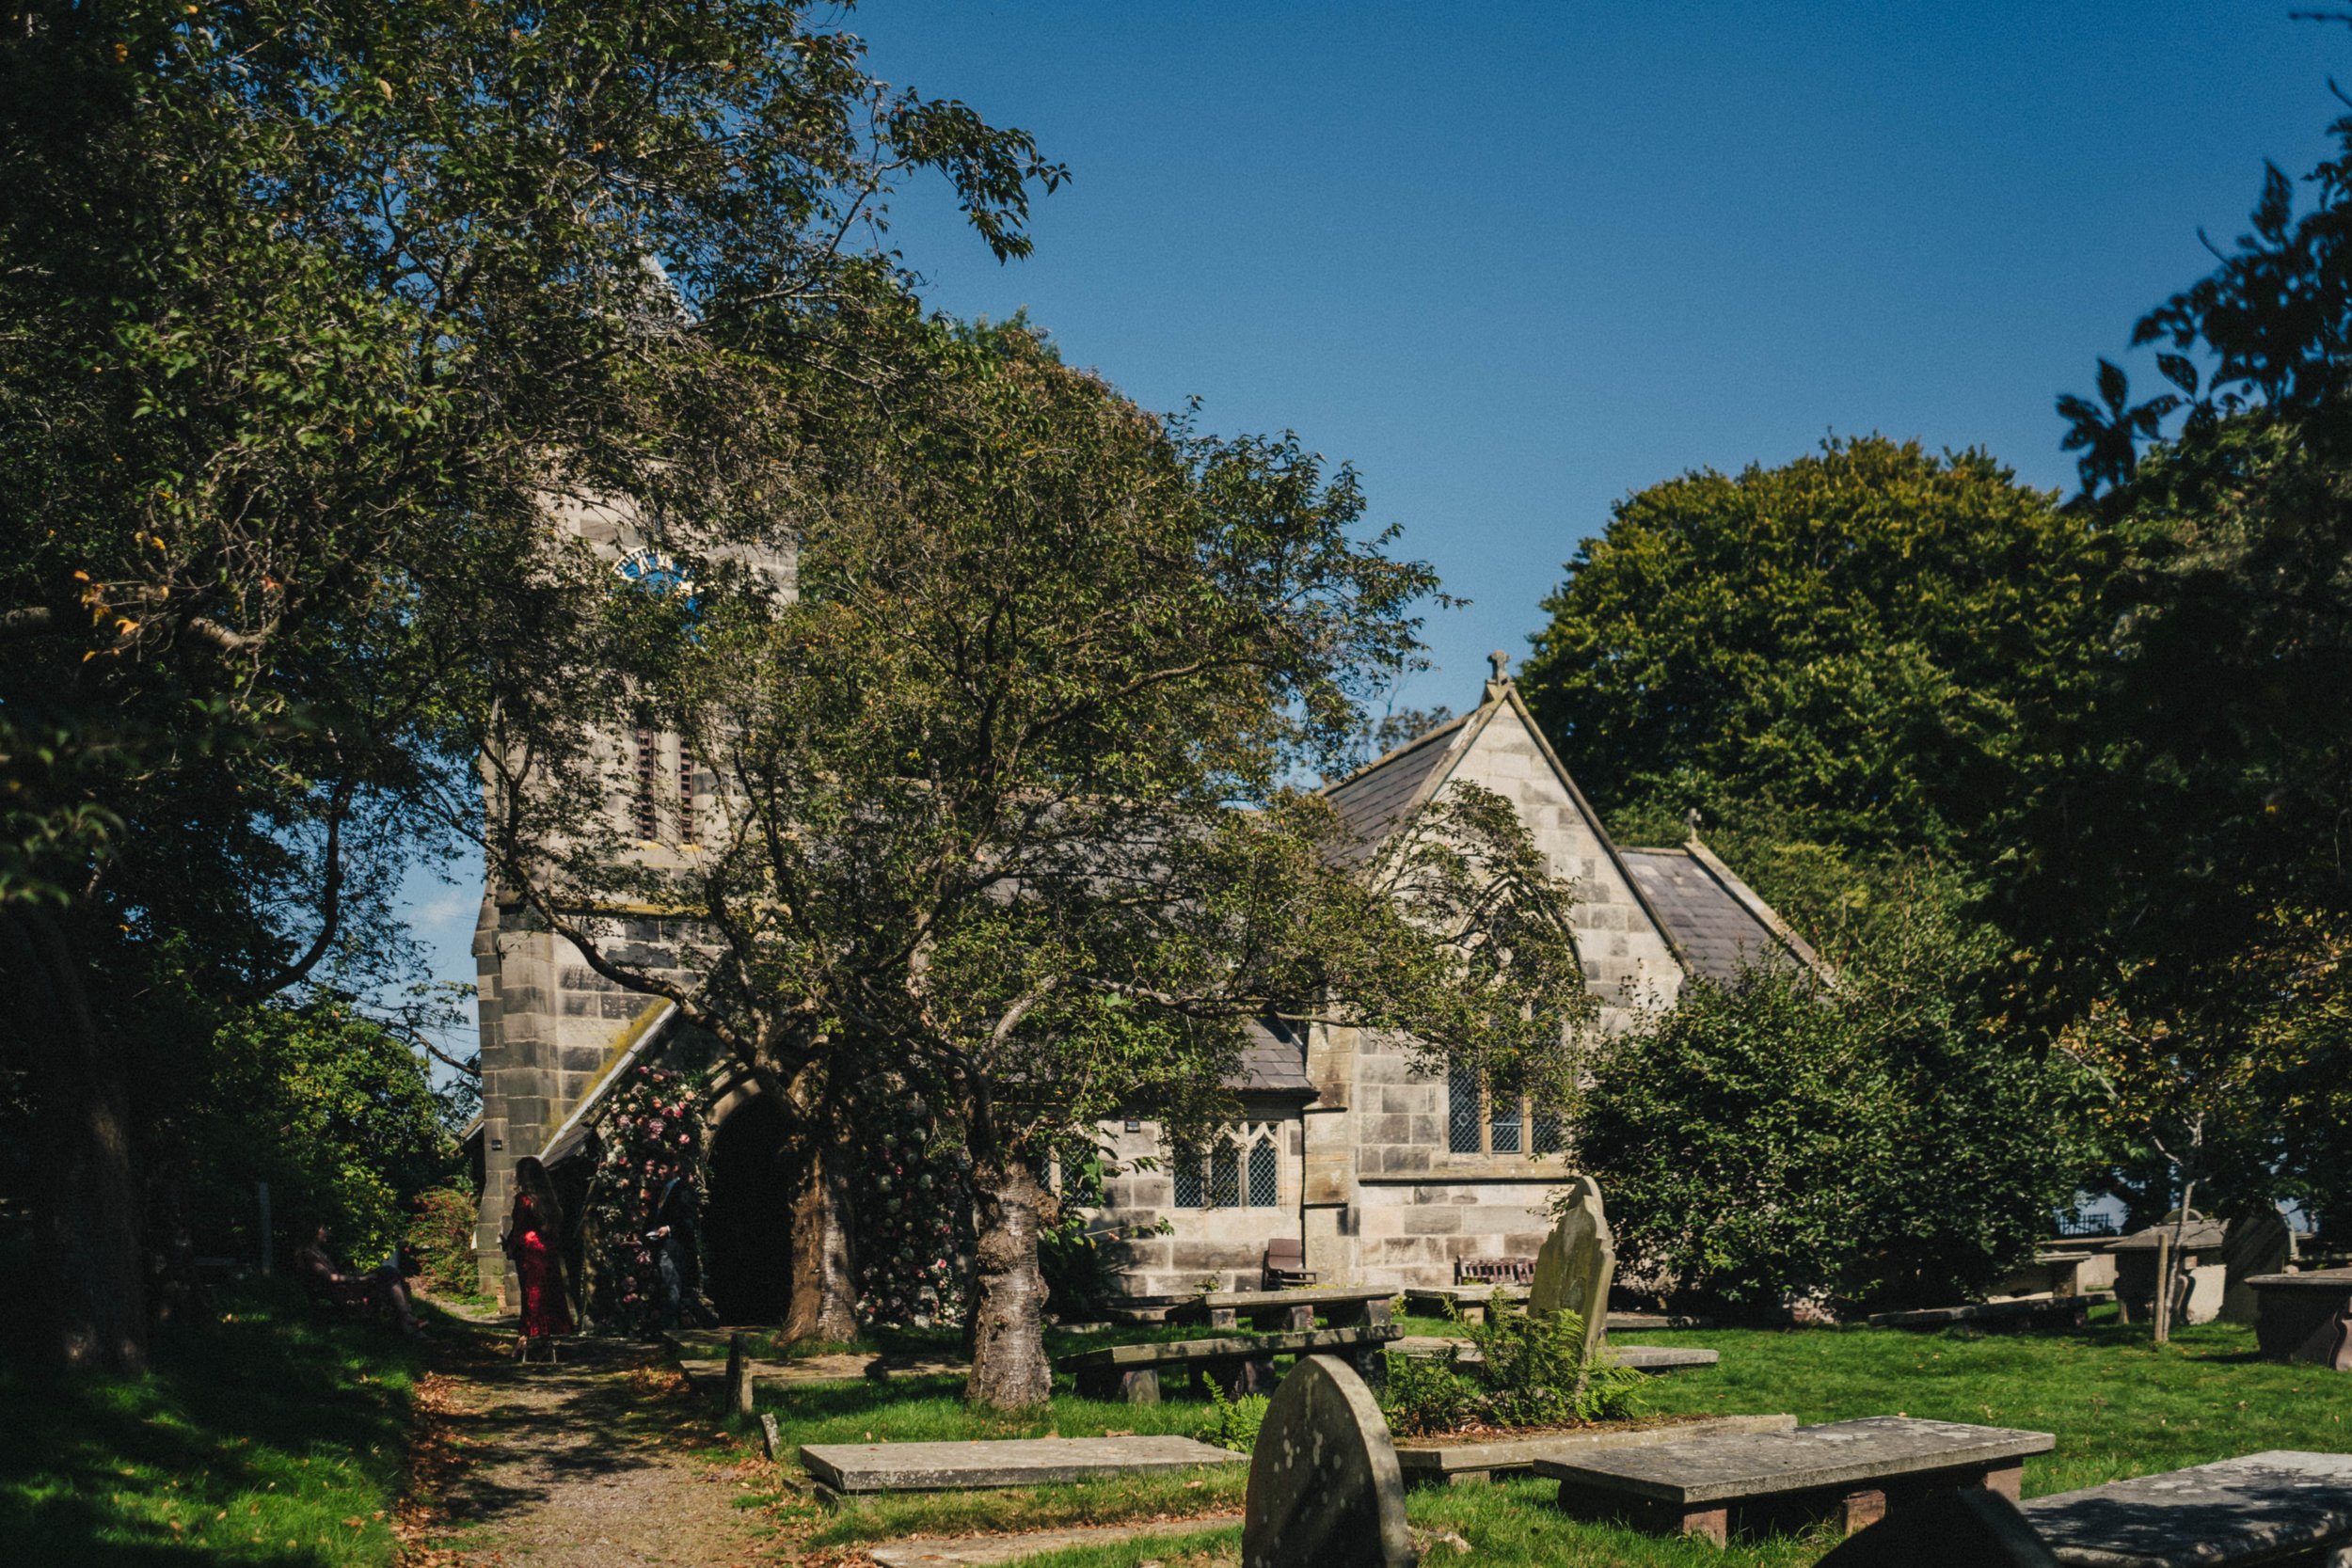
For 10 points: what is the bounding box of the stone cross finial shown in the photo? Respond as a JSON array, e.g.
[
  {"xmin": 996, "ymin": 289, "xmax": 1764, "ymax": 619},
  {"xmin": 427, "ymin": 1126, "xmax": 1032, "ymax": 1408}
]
[
  {"xmin": 1487, "ymin": 650, "xmax": 1510, "ymax": 683},
  {"xmin": 1684, "ymin": 806, "xmax": 1703, "ymax": 844}
]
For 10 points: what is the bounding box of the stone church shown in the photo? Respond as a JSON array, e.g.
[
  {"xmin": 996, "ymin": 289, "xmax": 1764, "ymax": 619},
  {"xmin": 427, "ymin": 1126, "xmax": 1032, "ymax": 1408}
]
[{"xmin": 463, "ymin": 505, "xmax": 1822, "ymax": 1310}]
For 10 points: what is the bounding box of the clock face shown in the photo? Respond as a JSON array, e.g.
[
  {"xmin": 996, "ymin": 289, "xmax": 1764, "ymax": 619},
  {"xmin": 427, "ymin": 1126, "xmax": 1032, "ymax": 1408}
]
[{"xmin": 613, "ymin": 546, "xmax": 697, "ymax": 599}]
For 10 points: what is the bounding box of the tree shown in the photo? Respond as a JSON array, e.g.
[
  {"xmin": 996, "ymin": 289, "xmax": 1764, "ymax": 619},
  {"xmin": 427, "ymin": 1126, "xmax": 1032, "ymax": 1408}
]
[
  {"xmin": 0, "ymin": 0, "xmax": 1057, "ymax": 1370},
  {"xmin": 469, "ymin": 319, "xmax": 1598, "ymax": 1405},
  {"xmin": 1518, "ymin": 436, "xmax": 2113, "ymax": 868}
]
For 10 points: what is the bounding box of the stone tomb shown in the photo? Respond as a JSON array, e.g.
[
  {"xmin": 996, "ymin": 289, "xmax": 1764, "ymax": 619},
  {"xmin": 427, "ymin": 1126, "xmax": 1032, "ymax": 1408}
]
[
  {"xmin": 2247, "ymin": 1269, "xmax": 2352, "ymax": 1370},
  {"xmin": 1826, "ymin": 1449, "xmax": 2352, "ymax": 1567},
  {"xmin": 1528, "ymin": 1174, "xmax": 1615, "ymax": 1365},
  {"xmin": 1395, "ymin": 1412, "xmax": 1796, "ymax": 1487},
  {"xmin": 798, "ymin": 1434, "xmax": 1246, "ymax": 1494},
  {"xmin": 1241, "ymin": 1354, "xmax": 1415, "ymax": 1568},
  {"xmin": 1534, "ymin": 1415, "xmax": 2055, "ymax": 1545}
]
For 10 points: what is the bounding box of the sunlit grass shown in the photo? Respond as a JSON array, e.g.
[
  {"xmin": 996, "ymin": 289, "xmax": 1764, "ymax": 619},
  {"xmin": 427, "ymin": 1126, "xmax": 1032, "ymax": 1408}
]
[
  {"xmin": 749, "ymin": 1306, "xmax": 2352, "ymax": 1565},
  {"xmin": 0, "ymin": 1279, "xmax": 429, "ymax": 1566}
]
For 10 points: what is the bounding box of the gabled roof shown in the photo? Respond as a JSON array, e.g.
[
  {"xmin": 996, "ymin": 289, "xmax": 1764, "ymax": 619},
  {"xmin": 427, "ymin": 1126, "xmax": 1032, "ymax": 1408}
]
[
  {"xmin": 1618, "ymin": 838, "xmax": 1829, "ymax": 986},
  {"xmin": 1320, "ymin": 670, "xmax": 1683, "ymax": 963}
]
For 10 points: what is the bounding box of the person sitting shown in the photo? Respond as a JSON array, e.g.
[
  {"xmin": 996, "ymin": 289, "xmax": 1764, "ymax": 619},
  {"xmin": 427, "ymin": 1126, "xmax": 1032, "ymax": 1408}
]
[{"xmin": 294, "ymin": 1223, "xmax": 421, "ymax": 1337}]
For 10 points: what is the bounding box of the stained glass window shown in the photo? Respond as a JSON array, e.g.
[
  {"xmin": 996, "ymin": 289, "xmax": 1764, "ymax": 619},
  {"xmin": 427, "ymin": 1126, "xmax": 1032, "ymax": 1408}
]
[{"xmin": 1248, "ymin": 1136, "xmax": 1278, "ymax": 1208}]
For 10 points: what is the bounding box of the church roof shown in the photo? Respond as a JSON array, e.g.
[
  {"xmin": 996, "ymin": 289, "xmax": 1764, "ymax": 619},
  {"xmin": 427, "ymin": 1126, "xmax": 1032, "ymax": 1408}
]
[
  {"xmin": 1618, "ymin": 842, "xmax": 1827, "ymax": 986},
  {"xmin": 1324, "ymin": 713, "xmax": 1474, "ymax": 847},
  {"xmin": 1234, "ymin": 1016, "xmax": 1315, "ymax": 1097}
]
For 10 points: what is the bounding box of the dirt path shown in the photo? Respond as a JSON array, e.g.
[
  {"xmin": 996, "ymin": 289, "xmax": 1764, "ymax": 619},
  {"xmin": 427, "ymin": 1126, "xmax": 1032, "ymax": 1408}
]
[{"xmin": 400, "ymin": 1323, "xmax": 773, "ymax": 1568}]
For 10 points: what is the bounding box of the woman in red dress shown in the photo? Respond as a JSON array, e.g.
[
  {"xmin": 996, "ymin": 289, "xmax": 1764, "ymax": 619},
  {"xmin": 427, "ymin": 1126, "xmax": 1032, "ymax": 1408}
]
[{"xmin": 501, "ymin": 1157, "xmax": 573, "ymax": 1362}]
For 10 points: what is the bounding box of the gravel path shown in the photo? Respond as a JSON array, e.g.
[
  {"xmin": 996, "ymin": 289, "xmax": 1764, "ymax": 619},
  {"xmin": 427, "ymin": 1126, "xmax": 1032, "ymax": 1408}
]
[{"xmin": 401, "ymin": 1325, "xmax": 771, "ymax": 1568}]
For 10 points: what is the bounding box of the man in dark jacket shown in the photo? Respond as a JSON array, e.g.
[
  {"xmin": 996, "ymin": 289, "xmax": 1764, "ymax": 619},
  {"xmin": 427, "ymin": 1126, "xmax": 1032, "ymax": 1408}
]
[{"xmin": 644, "ymin": 1161, "xmax": 710, "ymax": 1329}]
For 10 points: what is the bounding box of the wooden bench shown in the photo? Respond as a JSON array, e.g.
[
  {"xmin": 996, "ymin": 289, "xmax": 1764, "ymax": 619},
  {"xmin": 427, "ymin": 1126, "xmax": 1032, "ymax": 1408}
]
[
  {"xmin": 1458, "ymin": 1256, "xmax": 1535, "ymax": 1285},
  {"xmin": 1169, "ymin": 1284, "xmax": 1396, "ymax": 1332},
  {"xmin": 1057, "ymin": 1324, "xmax": 1401, "ymax": 1403},
  {"xmin": 1532, "ymin": 1416, "xmax": 2054, "ymax": 1545},
  {"xmin": 1820, "ymin": 1449, "xmax": 2352, "ymax": 1566},
  {"xmin": 1262, "ymin": 1237, "xmax": 1316, "ymax": 1290}
]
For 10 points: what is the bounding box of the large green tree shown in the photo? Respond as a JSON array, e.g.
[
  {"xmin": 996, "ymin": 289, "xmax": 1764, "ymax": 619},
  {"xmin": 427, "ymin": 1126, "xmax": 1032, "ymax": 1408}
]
[
  {"xmin": 469, "ymin": 318, "xmax": 1599, "ymax": 1406},
  {"xmin": 0, "ymin": 0, "xmax": 1057, "ymax": 1369},
  {"xmin": 1518, "ymin": 436, "xmax": 2112, "ymax": 867}
]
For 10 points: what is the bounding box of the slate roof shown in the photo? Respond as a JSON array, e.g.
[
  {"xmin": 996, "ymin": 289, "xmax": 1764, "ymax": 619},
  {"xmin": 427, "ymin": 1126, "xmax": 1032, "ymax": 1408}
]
[
  {"xmin": 1618, "ymin": 844, "xmax": 1825, "ymax": 986},
  {"xmin": 1323, "ymin": 714, "xmax": 1472, "ymax": 847},
  {"xmin": 1233, "ymin": 1016, "xmax": 1315, "ymax": 1097}
]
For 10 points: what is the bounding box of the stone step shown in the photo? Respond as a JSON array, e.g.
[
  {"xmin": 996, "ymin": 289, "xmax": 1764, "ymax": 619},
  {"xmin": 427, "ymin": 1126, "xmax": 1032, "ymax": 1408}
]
[
  {"xmin": 799, "ymin": 1434, "xmax": 1248, "ymax": 1494},
  {"xmin": 869, "ymin": 1513, "xmax": 1242, "ymax": 1567}
]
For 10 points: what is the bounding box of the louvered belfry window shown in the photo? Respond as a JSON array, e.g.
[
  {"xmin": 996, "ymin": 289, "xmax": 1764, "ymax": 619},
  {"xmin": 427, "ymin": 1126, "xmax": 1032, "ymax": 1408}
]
[{"xmin": 633, "ymin": 721, "xmax": 660, "ymax": 841}]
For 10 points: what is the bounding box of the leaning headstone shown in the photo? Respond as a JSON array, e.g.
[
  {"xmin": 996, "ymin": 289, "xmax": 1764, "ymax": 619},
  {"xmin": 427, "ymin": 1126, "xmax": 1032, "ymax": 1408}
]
[
  {"xmin": 2221, "ymin": 1205, "xmax": 2296, "ymax": 1324},
  {"xmin": 759, "ymin": 1411, "xmax": 783, "ymax": 1462},
  {"xmin": 1242, "ymin": 1354, "xmax": 1416, "ymax": 1568},
  {"xmin": 1530, "ymin": 1174, "xmax": 1616, "ymax": 1364},
  {"xmin": 724, "ymin": 1331, "xmax": 755, "ymax": 1418}
]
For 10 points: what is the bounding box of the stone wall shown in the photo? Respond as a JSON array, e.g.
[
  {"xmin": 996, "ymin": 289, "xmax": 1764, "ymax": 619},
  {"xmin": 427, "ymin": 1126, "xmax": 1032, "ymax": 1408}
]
[
  {"xmin": 470, "ymin": 902, "xmax": 694, "ymax": 1303},
  {"xmin": 1093, "ymin": 1108, "xmax": 1308, "ymax": 1297}
]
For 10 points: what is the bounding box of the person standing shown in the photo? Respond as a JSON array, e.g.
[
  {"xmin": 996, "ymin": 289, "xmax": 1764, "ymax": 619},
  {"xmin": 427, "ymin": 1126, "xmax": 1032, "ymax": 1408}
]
[
  {"xmin": 645, "ymin": 1159, "xmax": 708, "ymax": 1330},
  {"xmin": 502, "ymin": 1157, "xmax": 574, "ymax": 1361}
]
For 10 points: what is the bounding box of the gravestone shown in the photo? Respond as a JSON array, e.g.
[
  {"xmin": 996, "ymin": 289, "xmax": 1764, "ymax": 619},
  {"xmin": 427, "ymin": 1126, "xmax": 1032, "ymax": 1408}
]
[
  {"xmin": 724, "ymin": 1331, "xmax": 755, "ymax": 1418},
  {"xmin": 1530, "ymin": 1174, "xmax": 1615, "ymax": 1364},
  {"xmin": 2220, "ymin": 1205, "xmax": 2296, "ymax": 1324},
  {"xmin": 1242, "ymin": 1354, "xmax": 1416, "ymax": 1568}
]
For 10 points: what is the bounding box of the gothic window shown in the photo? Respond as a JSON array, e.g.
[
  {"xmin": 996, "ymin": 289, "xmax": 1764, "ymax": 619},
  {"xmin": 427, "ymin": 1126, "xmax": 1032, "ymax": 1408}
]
[
  {"xmin": 1489, "ymin": 1094, "xmax": 1524, "ymax": 1154},
  {"xmin": 1532, "ymin": 1105, "xmax": 1564, "ymax": 1155},
  {"xmin": 1170, "ymin": 1126, "xmax": 1280, "ymax": 1209},
  {"xmin": 1248, "ymin": 1135, "xmax": 1278, "ymax": 1208},
  {"xmin": 1209, "ymin": 1142, "xmax": 1240, "ymax": 1210}
]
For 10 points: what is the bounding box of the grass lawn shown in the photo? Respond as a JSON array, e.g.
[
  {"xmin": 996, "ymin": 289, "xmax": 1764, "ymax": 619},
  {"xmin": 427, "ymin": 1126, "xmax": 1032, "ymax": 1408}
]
[
  {"xmin": 745, "ymin": 1306, "xmax": 2352, "ymax": 1567},
  {"xmin": 0, "ymin": 1278, "xmax": 431, "ymax": 1566}
]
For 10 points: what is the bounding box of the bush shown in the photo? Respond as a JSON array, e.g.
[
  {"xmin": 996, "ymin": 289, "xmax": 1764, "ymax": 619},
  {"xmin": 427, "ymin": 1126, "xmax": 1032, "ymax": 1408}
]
[
  {"xmin": 1381, "ymin": 1301, "xmax": 1644, "ymax": 1438},
  {"xmin": 405, "ymin": 1185, "xmax": 480, "ymax": 1295},
  {"xmin": 1580, "ymin": 911, "xmax": 2094, "ymax": 1317}
]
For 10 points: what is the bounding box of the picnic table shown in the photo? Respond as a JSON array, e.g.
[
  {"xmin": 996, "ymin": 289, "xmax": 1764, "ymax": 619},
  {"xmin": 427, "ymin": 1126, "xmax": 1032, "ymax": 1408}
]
[
  {"xmin": 1056, "ymin": 1323, "xmax": 1400, "ymax": 1402},
  {"xmin": 1533, "ymin": 1415, "xmax": 2054, "ymax": 1544},
  {"xmin": 1168, "ymin": 1284, "xmax": 1396, "ymax": 1332}
]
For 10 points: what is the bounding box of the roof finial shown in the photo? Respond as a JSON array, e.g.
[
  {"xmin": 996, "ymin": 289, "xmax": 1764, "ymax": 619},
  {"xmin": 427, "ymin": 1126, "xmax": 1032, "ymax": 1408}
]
[
  {"xmin": 1487, "ymin": 649, "xmax": 1510, "ymax": 683},
  {"xmin": 1684, "ymin": 806, "xmax": 1704, "ymax": 845}
]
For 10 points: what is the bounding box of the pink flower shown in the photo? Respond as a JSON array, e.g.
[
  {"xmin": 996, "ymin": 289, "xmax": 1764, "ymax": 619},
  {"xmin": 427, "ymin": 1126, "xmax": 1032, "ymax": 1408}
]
[{"xmin": 677, "ymin": 1133, "xmax": 690, "ymax": 1147}]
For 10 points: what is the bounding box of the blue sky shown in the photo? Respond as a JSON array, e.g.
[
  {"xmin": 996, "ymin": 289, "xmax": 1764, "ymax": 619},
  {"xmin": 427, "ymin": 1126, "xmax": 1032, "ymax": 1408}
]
[{"xmin": 398, "ymin": 1, "xmax": 2350, "ymax": 1018}]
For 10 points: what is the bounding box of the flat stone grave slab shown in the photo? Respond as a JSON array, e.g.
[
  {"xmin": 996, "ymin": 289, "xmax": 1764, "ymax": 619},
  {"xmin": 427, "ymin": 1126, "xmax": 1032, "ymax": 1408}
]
[
  {"xmin": 1173, "ymin": 1285, "xmax": 1396, "ymax": 1331},
  {"xmin": 1868, "ymin": 1294, "xmax": 2111, "ymax": 1331},
  {"xmin": 1389, "ymin": 1336, "xmax": 1717, "ymax": 1373},
  {"xmin": 799, "ymin": 1434, "xmax": 1248, "ymax": 1494},
  {"xmin": 1057, "ymin": 1324, "xmax": 1400, "ymax": 1402},
  {"xmin": 870, "ymin": 1514, "xmax": 1242, "ymax": 1567},
  {"xmin": 2018, "ymin": 1450, "xmax": 2352, "ymax": 1567},
  {"xmin": 1534, "ymin": 1415, "xmax": 2055, "ymax": 1545},
  {"xmin": 1395, "ymin": 1412, "xmax": 1795, "ymax": 1485}
]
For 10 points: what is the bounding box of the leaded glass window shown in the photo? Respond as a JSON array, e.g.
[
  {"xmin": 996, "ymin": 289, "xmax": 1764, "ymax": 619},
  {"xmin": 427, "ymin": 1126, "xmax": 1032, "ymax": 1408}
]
[
  {"xmin": 1171, "ymin": 1145, "xmax": 1204, "ymax": 1208},
  {"xmin": 1209, "ymin": 1142, "xmax": 1241, "ymax": 1209},
  {"xmin": 1449, "ymin": 1060, "xmax": 1482, "ymax": 1153},
  {"xmin": 1489, "ymin": 1096, "xmax": 1523, "ymax": 1153},
  {"xmin": 1532, "ymin": 1106, "xmax": 1563, "ymax": 1155},
  {"xmin": 1248, "ymin": 1136, "xmax": 1278, "ymax": 1208}
]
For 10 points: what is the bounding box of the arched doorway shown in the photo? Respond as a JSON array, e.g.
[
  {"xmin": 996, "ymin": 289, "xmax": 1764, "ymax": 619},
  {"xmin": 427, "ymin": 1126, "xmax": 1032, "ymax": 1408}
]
[{"xmin": 703, "ymin": 1093, "xmax": 794, "ymax": 1325}]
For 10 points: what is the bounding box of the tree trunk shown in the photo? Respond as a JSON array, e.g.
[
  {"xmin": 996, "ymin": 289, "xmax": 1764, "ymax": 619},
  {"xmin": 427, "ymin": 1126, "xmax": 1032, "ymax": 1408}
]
[
  {"xmin": 781, "ymin": 1140, "xmax": 859, "ymax": 1343},
  {"xmin": 965, "ymin": 1160, "xmax": 1052, "ymax": 1409},
  {"xmin": 5, "ymin": 908, "xmax": 149, "ymax": 1372}
]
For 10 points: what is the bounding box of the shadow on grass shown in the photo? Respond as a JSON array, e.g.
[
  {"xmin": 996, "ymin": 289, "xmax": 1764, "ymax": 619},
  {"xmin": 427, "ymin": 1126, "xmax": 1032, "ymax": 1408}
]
[{"xmin": 0, "ymin": 1279, "xmax": 426, "ymax": 1566}]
